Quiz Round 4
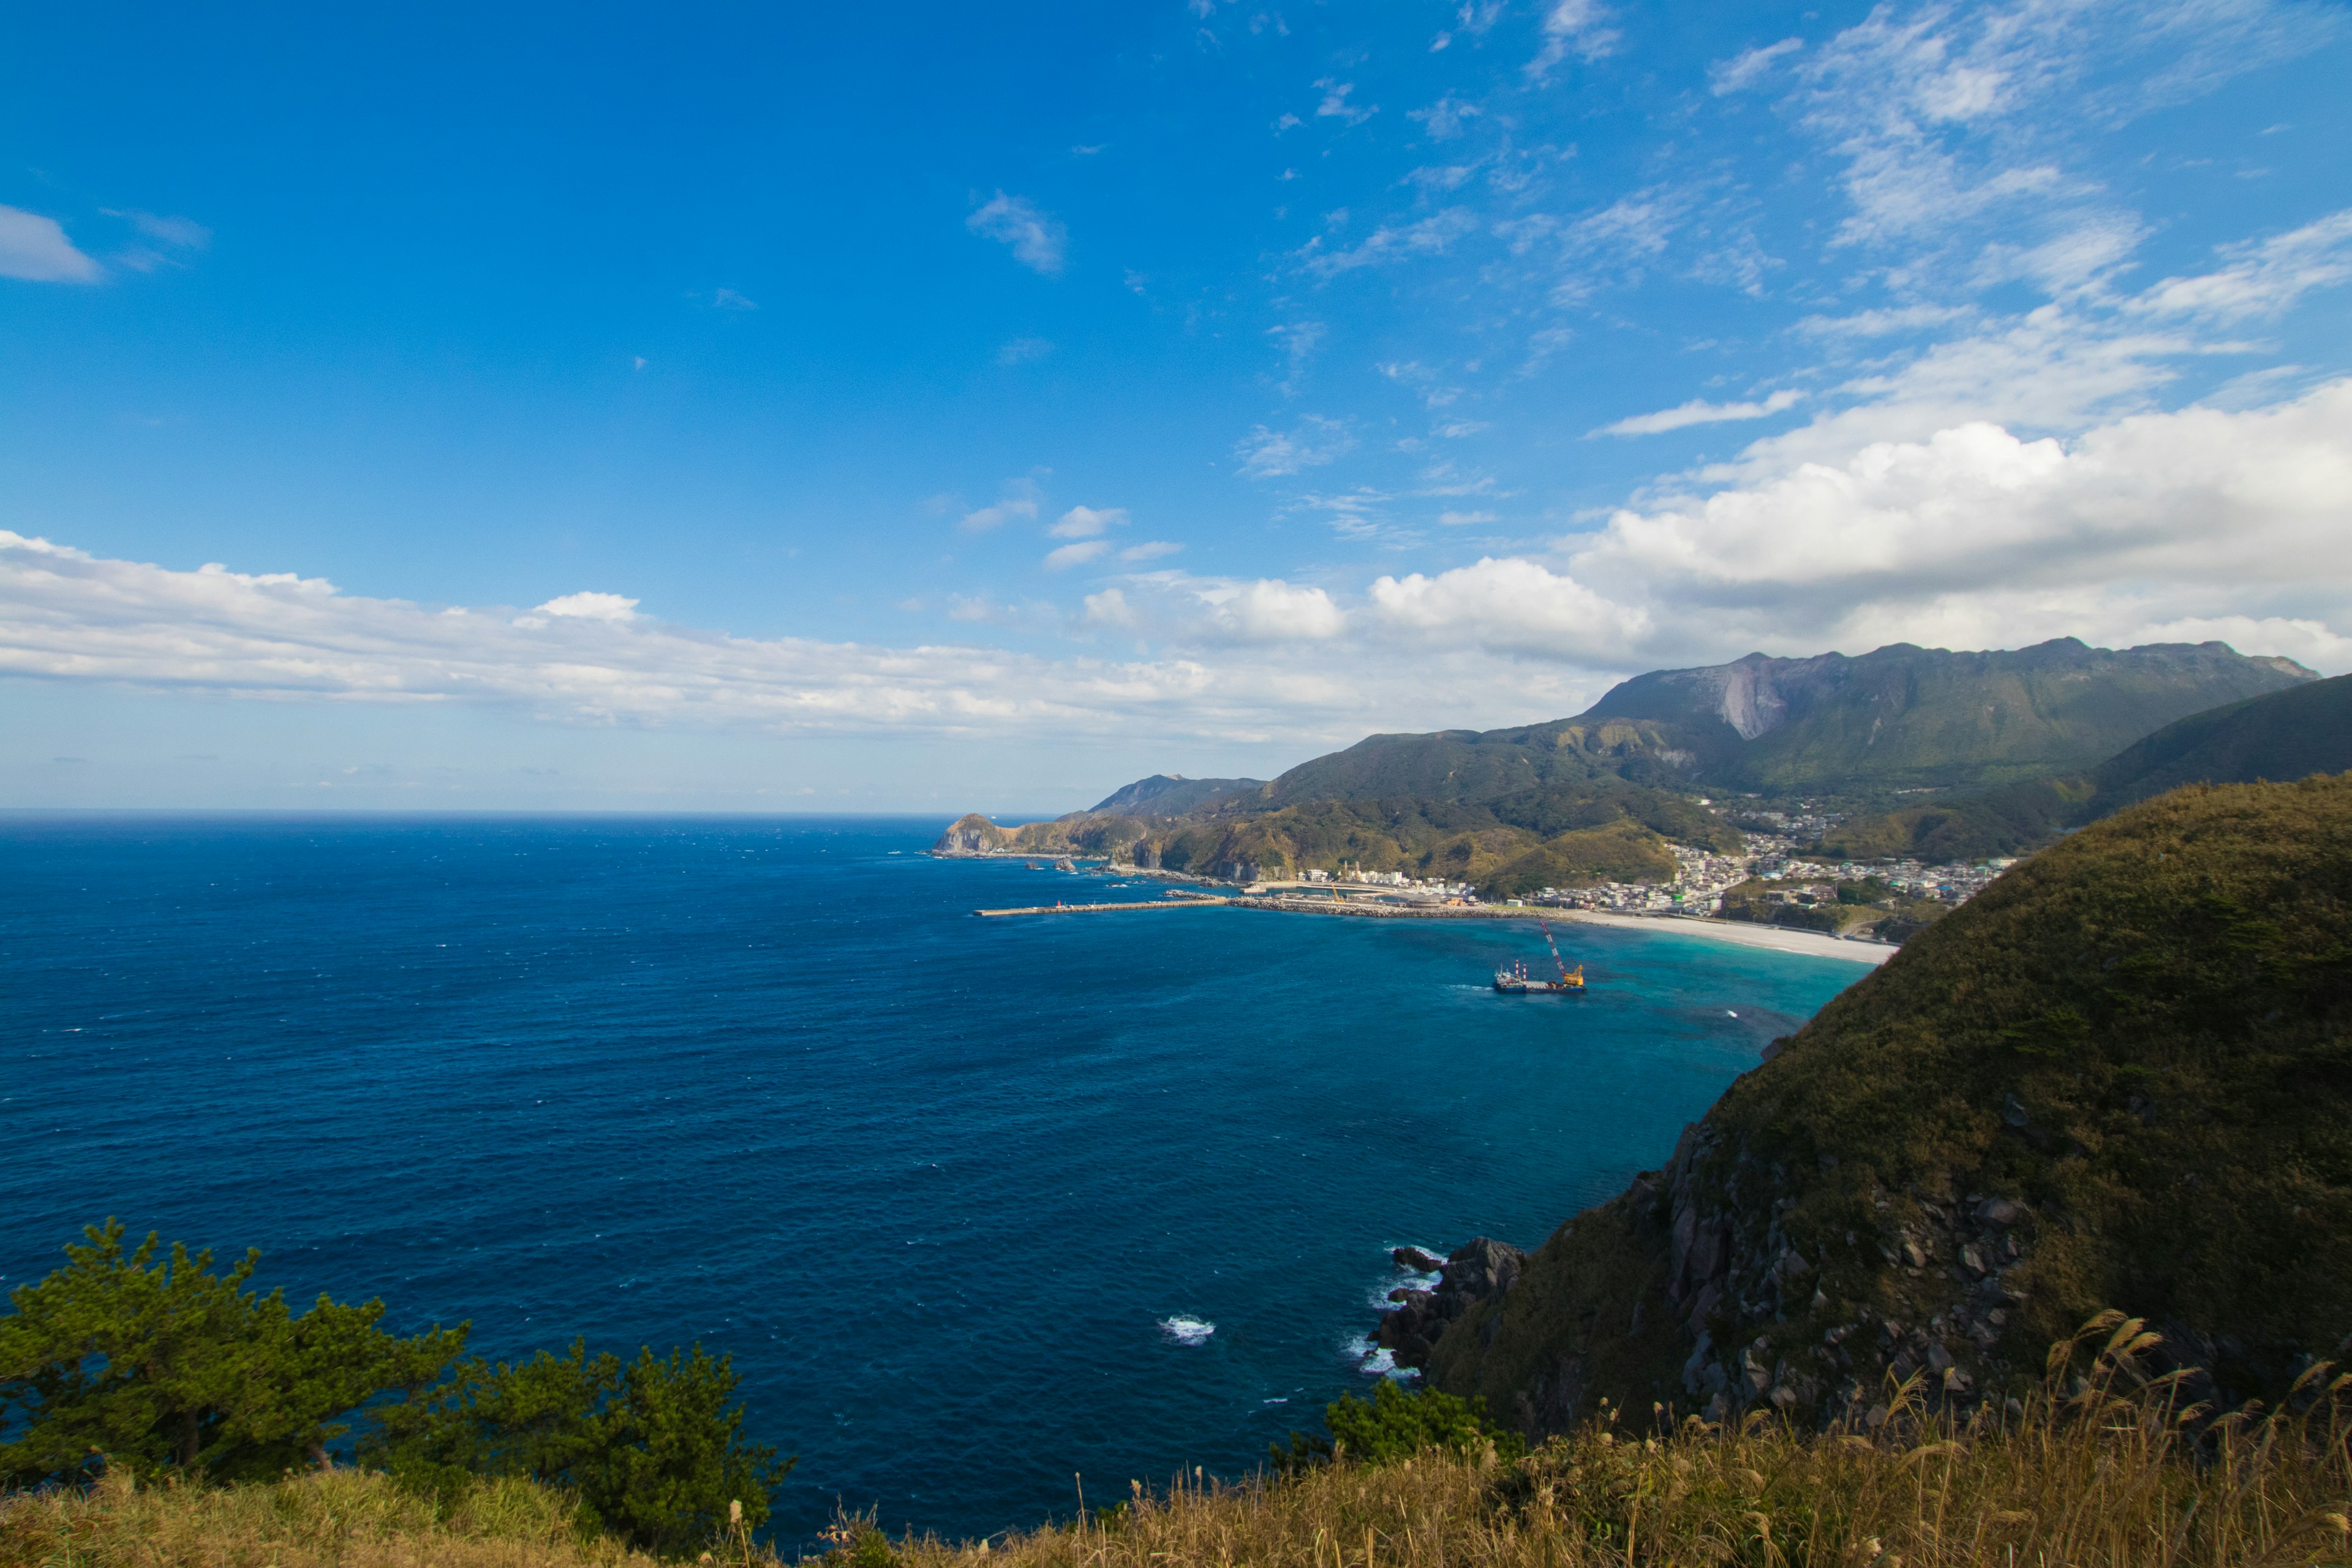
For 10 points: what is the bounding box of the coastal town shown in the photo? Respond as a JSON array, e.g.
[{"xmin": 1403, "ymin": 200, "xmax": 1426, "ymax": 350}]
[{"xmin": 961, "ymin": 803, "xmax": 2022, "ymax": 952}]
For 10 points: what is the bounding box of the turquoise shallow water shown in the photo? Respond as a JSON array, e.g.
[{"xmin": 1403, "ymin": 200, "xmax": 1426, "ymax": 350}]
[{"xmin": 0, "ymin": 815, "xmax": 1871, "ymax": 1541}]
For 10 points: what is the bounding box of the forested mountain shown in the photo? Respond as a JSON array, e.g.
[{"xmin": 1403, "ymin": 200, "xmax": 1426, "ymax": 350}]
[
  {"xmin": 1820, "ymin": 671, "xmax": 2352, "ymax": 862},
  {"xmin": 1085, "ymin": 774, "xmax": 1264, "ymax": 818}
]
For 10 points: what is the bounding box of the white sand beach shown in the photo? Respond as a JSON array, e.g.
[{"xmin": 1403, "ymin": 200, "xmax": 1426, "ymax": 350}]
[{"xmin": 1555, "ymin": 910, "xmax": 1898, "ymax": 966}]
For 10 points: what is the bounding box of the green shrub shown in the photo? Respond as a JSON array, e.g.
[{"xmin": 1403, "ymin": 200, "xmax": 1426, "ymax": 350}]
[{"xmin": 1273, "ymin": 1380, "xmax": 1524, "ymax": 1474}]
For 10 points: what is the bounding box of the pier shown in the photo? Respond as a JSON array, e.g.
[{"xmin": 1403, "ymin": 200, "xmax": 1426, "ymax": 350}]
[{"xmin": 974, "ymin": 897, "xmax": 1234, "ymax": 917}]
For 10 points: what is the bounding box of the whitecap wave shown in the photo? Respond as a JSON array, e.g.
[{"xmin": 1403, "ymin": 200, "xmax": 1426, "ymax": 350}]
[{"xmin": 1159, "ymin": 1316, "xmax": 1216, "ymax": 1346}]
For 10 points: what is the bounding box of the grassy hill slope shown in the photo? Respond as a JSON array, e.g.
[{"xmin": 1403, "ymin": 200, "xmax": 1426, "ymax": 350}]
[{"xmin": 1426, "ymin": 774, "xmax": 2352, "ymax": 1433}]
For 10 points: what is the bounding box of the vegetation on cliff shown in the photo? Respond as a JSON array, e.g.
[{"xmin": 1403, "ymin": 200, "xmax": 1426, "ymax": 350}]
[
  {"xmin": 1420, "ymin": 774, "xmax": 2352, "ymax": 1438},
  {"xmin": 0, "ymin": 1223, "xmax": 785, "ymax": 1554}
]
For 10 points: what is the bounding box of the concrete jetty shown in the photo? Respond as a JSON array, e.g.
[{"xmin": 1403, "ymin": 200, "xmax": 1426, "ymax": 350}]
[{"xmin": 974, "ymin": 897, "xmax": 1234, "ymax": 917}]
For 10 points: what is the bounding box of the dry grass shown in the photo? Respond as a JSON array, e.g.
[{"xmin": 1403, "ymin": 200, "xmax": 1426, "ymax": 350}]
[
  {"xmin": 0, "ymin": 1468, "xmax": 660, "ymax": 1568},
  {"xmin": 899, "ymin": 1319, "xmax": 2352, "ymax": 1568},
  {"xmin": 7, "ymin": 1319, "xmax": 2348, "ymax": 1568}
]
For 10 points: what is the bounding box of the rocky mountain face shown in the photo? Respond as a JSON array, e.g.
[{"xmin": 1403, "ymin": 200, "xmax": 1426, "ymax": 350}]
[{"xmin": 1393, "ymin": 774, "xmax": 2352, "ymax": 1435}]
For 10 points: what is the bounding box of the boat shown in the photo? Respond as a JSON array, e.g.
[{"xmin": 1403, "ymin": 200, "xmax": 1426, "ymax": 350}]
[{"xmin": 1494, "ymin": 920, "xmax": 1586, "ymax": 993}]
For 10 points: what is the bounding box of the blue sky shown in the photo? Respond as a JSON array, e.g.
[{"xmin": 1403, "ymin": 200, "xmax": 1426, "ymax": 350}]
[{"xmin": 5, "ymin": 0, "xmax": 2351, "ymax": 810}]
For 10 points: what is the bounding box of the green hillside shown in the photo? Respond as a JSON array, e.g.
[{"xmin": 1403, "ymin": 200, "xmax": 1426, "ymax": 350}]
[
  {"xmin": 1820, "ymin": 671, "xmax": 2352, "ymax": 862},
  {"xmin": 1419, "ymin": 774, "xmax": 2352, "ymax": 1433},
  {"xmin": 1085, "ymin": 774, "xmax": 1264, "ymax": 818}
]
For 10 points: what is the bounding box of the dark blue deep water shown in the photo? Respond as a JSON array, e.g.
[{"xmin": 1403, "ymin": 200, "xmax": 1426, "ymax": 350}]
[{"xmin": 0, "ymin": 816, "xmax": 1870, "ymax": 1541}]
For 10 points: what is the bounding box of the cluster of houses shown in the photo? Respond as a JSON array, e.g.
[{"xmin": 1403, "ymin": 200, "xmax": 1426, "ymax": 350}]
[{"xmin": 1527, "ymin": 830, "xmax": 2019, "ymax": 919}]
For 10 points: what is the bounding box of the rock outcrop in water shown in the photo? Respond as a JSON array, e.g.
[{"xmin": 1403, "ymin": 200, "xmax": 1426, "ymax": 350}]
[{"xmin": 1374, "ymin": 1238, "xmax": 1525, "ymax": 1376}]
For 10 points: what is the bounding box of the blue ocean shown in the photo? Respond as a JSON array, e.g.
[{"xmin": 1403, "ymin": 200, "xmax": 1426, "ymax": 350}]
[{"xmin": 0, "ymin": 816, "xmax": 1869, "ymax": 1542}]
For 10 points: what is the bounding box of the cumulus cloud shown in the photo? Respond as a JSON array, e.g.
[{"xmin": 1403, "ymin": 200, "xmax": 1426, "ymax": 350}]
[
  {"xmin": 1596, "ymin": 389, "xmax": 1805, "ymax": 437},
  {"xmin": 1191, "ymin": 578, "xmax": 1347, "ymax": 641},
  {"xmin": 532, "ymin": 592, "xmax": 639, "ymax": 622},
  {"xmin": 0, "ymin": 205, "xmax": 102, "ymax": 283},
  {"xmin": 967, "ymin": 192, "xmax": 1067, "ymax": 276},
  {"xmin": 1368, "ymin": 557, "xmax": 1653, "ymax": 661},
  {"xmin": 1049, "ymin": 505, "xmax": 1129, "ymax": 538}
]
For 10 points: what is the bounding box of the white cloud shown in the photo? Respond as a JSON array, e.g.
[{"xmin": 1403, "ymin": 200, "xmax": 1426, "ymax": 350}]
[
  {"xmin": 1408, "ymin": 95, "xmax": 1481, "ymax": 140},
  {"xmin": 0, "ymin": 205, "xmax": 101, "ymax": 283},
  {"xmin": 1567, "ymin": 377, "xmax": 2352, "ymax": 658},
  {"xmin": 1369, "ymin": 557, "xmax": 1653, "ymax": 660},
  {"xmin": 1044, "ymin": 540, "xmax": 1112, "ymax": 570},
  {"xmin": 1439, "ymin": 510, "xmax": 1496, "ymax": 526},
  {"xmin": 1235, "ymin": 416, "xmax": 1354, "ymax": 477},
  {"xmin": 8, "ymin": 386, "xmax": 2348, "ymax": 762},
  {"xmin": 960, "ymin": 478, "xmax": 1044, "ymax": 532},
  {"xmin": 1709, "ymin": 37, "xmax": 1802, "ymax": 94},
  {"xmin": 1313, "ymin": 78, "xmax": 1376, "ymax": 125},
  {"xmin": 534, "ymin": 592, "xmax": 640, "ymax": 622},
  {"xmin": 1191, "ymin": 578, "xmax": 1347, "ymax": 641},
  {"xmin": 2130, "ymin": 208, "xmax": 2352, "ymax": 323},
  {"xmin": 1795, "ymin": 304, "xmax": 1976, "ymax": 337},
  {"xmin": 1527, "ymin": 0, "xmax": 1621, "ymax": 81},
  {"xmin": 996, "ymin": 336, "xmax": 1054, "ymax": 365},
  {"xmin": 1083, "ymin": 587, "xmax": 1138, "ymax": 627},
  {"xmin": 1297, "ymin": 208, "xmax": 1477, "ymax": 277},
  {"xmin": 1596, "ymin": 388, "xmax": 1805, "ymax": 437},
  {"xmin": 967, "ymin": 192, "xmax": 1068, "ymax": 276},
  {"xmin": 1050, "ymin": 505, "xmax": 1129, "ymax": 538},
  {"xmin": 111, "ymin": 209, "xmax": 212, "ymax": 249}
]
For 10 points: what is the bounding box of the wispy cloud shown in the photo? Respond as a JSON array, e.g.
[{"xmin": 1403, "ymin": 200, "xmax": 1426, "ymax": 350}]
[
  {"xmin": 1235, "ymin": 415, "xmax": 1354, "ymax": 477},
  {"xmin": 1044, "ymin": 540, "xmax": 1112, "ymax": 570},
  {"xmin": 1297, "ymin": 208, "xmax": 1477, "ymax": 277},
  {"xmin": 1526, "ymin": 0, "xmax": 1621, "ymax": 82},
  {"xmin": 960, "ymin": 477, "xmax": 1044, "ymax": 531},
  {"xmin": 1596, "ymin": 388, "xmax": 1805, "ymax": 436},
  {"xmin": 1313, "ymin": 78, "xmax": 1376, "ymax": 125},
  {"xmin": 996, "ymin": 336, "xmax": 1055, "ymax": 365},
  {"xmin": 2129, "ymin": 208, "xmax": 2352, "ymax": 322},
  {"xmin": 1709, "ymin": 37, "xmax": 1803, "ymax": 94},
  {"xmin": 0, "ymin": 205, "xmax": 101, "ymax": 284},
  {"xmin": 967, "ymin": 192, "xmax": 1068, "ymax": 276}
]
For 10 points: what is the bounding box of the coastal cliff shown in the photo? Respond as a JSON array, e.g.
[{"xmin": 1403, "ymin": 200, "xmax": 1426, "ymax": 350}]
[{"xmin": 1389, "ymin": 774, "xmax": 2352, "ymax": 1434}]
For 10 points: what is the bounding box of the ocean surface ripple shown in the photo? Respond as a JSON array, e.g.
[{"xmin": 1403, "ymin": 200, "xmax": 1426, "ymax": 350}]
[{"xmin": 0, "ymin": 816, "xmax": 1869, "ymax": 1542}]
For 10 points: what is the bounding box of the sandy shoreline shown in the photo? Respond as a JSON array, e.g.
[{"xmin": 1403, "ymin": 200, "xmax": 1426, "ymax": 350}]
[{"xmin": 1553, "ymin": 909, "xmax": 1896, "ymax": 966}]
